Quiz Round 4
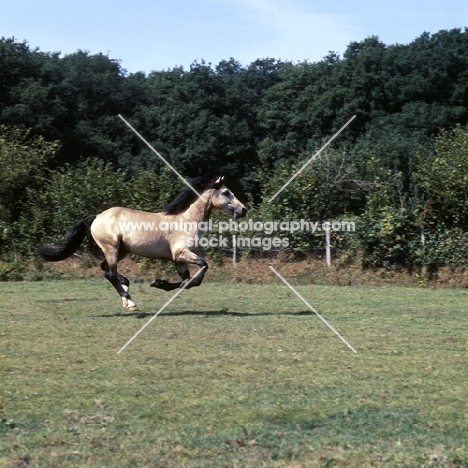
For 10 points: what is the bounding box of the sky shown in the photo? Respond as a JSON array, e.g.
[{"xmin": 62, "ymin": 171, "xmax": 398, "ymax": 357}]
[{"xmin": 1, "ymin": 0, "xmax": 467, "ymax": 74}]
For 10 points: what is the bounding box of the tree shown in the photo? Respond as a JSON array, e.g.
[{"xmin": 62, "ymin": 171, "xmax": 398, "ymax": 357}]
[
  {"xmin": 417, "ymin": 125, "xmax": 468, "ymax": 227},
  {"xmin": 21, "ymin": 159, "xmax": 128, "ymax": 257},
  {"xmin": 0, "ymin": 125, "xmax": 60, "ymax": 256},
  {"xmin": 0, "ymin": 38, "xmax": 65, "ymax": 137},
  {"xmin": 135, "ymin": 60, "xmax": 266, "ymax": 190}
]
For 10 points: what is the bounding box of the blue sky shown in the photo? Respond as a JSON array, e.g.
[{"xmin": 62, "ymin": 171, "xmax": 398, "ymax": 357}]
[{"xmin": 1, "ymin": 0, "xmax": 467, "ymax": 74}]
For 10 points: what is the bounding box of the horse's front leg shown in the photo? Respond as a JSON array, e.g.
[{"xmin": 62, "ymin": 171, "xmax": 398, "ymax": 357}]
[
  {"xmin": 149, "ymin": 252, "xmax": 207, "ymax": 291},
  {"xmin": 175, "ymin": 249, "xmax": 208, "ymax": 289},
  {"xmin": 150, "ymin": 262, "xmax": 188, "ymax": 291}
]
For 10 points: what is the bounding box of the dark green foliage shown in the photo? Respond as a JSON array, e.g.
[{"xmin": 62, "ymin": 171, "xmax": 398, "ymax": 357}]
[
  {"xmin": 0, "ymin": 125, "xmax": 60, "ymax": 257},
  {"xmin": 417, "ymin": 125, "xmax": 468, "ymax": 226},
  {"xmin": 414, "ymin": 125, "xmax": 468, "ymax": 269},
  {"xmin": 1, "ymin": 29, "xmax": 468, "ymax": 270},
  {"xmin": 120, "ymin": 167, "xmax": 181, "ymax": 212},
  {"xmin": 16, "ymin": 158, "xmax": 128, "ymax": 257}
]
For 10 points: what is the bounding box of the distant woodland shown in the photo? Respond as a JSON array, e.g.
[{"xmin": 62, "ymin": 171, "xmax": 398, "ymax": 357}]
[{"xmin": 1, "ymin": 28, "xmax": 468, "ymax": 274}]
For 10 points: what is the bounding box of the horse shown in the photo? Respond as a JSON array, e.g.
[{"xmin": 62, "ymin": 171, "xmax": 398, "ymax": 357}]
[{"xmin": 38, "ymin": 175, "xmax": 247, "ymax": 311}]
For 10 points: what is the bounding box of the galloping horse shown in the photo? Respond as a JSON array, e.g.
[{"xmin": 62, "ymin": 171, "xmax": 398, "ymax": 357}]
[{"xmin": 38, "ymin": 176, "xmax": 247, "ymax": 310}]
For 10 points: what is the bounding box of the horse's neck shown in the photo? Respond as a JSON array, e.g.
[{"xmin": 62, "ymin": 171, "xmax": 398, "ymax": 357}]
[{"xmin": 180, "ymin": 191, "xmax": 213, "ymax": 223}]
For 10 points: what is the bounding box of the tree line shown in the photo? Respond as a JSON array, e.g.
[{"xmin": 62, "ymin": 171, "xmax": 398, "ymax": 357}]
[{"xmin": 1, "ymin": 28, "xmax": 468, "ymax": 275}]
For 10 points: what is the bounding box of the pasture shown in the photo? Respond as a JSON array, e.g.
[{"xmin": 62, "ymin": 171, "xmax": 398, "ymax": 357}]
[{"xmin": 1, "ymin": 277, "xmax": 467, "ymax": 467}]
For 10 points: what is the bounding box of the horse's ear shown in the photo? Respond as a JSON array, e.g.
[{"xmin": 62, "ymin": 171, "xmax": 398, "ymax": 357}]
[{"xmin": 214, "ymin": 176, "xmax": 224, "ymax": 188}]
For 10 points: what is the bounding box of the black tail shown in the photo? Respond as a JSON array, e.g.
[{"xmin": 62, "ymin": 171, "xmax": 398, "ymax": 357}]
[{"xmin": 37, "ymin": 215, "xmax": 96, "ymax": 262}]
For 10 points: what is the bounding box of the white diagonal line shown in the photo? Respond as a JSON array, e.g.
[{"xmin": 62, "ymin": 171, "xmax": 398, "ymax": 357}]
[
  {"xmin": 269, "ymin": 266, "xmax": 357, "ymax": 353},
  {"xmin": 117, "ymin": 267, "xmax": 207, "ymax": 354},
  {"xmin": 118, "ymin": 114, "xmax": 207, "ymax": 202},
  {"xmin": 268, "ymin": 115, "xmax": 356, "ymax": 203}
]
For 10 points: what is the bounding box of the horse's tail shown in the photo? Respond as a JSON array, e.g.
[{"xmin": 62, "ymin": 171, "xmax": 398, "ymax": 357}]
[{"xmin": 37, "ymin": 215, "xmax": 97, "ymax": 262}]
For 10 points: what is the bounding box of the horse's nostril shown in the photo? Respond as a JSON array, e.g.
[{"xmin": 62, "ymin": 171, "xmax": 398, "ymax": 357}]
[{"xmin": 242, "ymin": 207, "xmax": 247, "ymax": 214}]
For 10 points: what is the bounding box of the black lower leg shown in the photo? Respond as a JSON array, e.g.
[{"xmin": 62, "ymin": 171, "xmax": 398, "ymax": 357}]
[
  {"xmin": 150, "ymin": 279, "xmax": 181, "ymax": 291},
  {"xmin": 181, "ymin": 260, "xmax": 208, "ymax": 289},
  {"xmin": 150, "ymin": 262, "xmax": 190, "ymax": 291},
  {"xmin": 105, "ymin": 270, "xmax": 131, "ymax": 299},
  {"xmin": 117, "ymin": 273, "xmax": 130, "ymax": 288},
  {"xmin": 101, "ymin": 261, "xmax": 129, "ymax": 289}
]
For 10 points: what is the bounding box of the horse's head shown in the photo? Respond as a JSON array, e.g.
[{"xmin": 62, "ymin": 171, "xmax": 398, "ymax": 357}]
[{"xmin": 211, "ymin": 176, "xmax": 247, "ymax": 218}]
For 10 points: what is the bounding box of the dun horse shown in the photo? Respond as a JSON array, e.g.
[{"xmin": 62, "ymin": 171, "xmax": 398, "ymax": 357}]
[{"xmin": 38, "ymin": 176, "xmax": 247, "ymax": 311}]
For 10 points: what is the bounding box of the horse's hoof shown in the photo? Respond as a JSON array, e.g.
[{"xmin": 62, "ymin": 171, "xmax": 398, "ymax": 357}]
[
  {"xmin": 150, "ymin": 278, "xmax": 161, "ymax": 288},
  {"xmin": 128, "ymin": 305, "xmax": 139, "ymax": 311}
]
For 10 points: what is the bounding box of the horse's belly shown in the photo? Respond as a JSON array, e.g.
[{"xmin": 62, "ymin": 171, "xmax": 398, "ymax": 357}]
[{"xmin": 122, "ymin": 234, "xmax": 173, "ymax": 260}]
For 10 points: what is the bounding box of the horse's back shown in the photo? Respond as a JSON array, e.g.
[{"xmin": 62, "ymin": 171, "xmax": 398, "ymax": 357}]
[{"xmin": 91, "ymin": 207, "xmax": 173, "ymax": 260}]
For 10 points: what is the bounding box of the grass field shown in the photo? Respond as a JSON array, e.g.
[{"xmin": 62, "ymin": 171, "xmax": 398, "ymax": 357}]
[{"xmin": 1, "ymin": 275, "xmax": 468, "ymax": 467}]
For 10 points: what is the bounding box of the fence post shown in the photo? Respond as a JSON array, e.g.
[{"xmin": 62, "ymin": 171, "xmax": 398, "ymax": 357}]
[
  {"xmin": 325, "ymin": 228, "xmax": 331, "ymax": 267},
  {"xmin": 232, "ymin": 234, "xmax": 237, "ymax": 267}
]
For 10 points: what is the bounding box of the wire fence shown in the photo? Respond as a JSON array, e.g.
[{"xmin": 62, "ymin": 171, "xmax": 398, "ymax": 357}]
[{"xmin": 193, "ymin": 231, "xmax": 344, "ymax": 266}]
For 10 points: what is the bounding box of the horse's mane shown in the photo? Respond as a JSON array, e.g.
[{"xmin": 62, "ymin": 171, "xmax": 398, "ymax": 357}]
[{"xmin": 162, "ymin": 175, "xmax": 222, "ymax": 215}]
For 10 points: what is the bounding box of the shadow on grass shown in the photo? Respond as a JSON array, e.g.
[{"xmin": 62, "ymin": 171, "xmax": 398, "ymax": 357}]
[
  {"xmin": 258, "ymin": 406, "xmax": 425, "ymax": 443},
  {"xmin": 95, "ymin": 310, "xmax": 316, "ymax": 319}
]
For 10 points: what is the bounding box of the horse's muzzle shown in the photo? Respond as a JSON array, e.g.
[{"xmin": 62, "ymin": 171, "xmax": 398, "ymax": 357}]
[{"xmin": 234, "ymin": 207, "xmax": 248, "ymax": 218}]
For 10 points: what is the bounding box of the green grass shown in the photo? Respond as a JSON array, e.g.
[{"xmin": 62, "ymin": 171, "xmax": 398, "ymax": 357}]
[{"xmin": 1, "ymin": 277, "xmax": 468, "ymax": 467}]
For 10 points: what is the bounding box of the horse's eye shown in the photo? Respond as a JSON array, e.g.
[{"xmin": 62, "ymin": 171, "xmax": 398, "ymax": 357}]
[{"xmin": 221, "ymin": 189, "xmax": 229, "ymax": 196}]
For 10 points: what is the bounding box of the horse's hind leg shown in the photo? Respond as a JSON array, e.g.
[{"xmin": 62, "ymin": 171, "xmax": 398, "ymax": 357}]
[
  {"xmin": 101, "ymin": 254, "xmax": 138, "ymax": 311},
  {"xmin": 101, "ymin": 260, "xmax": 132, "ymax": 309},
  {"xmin": 100, "ymin": 261, "xmax": 130, "ymax": 288}
]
